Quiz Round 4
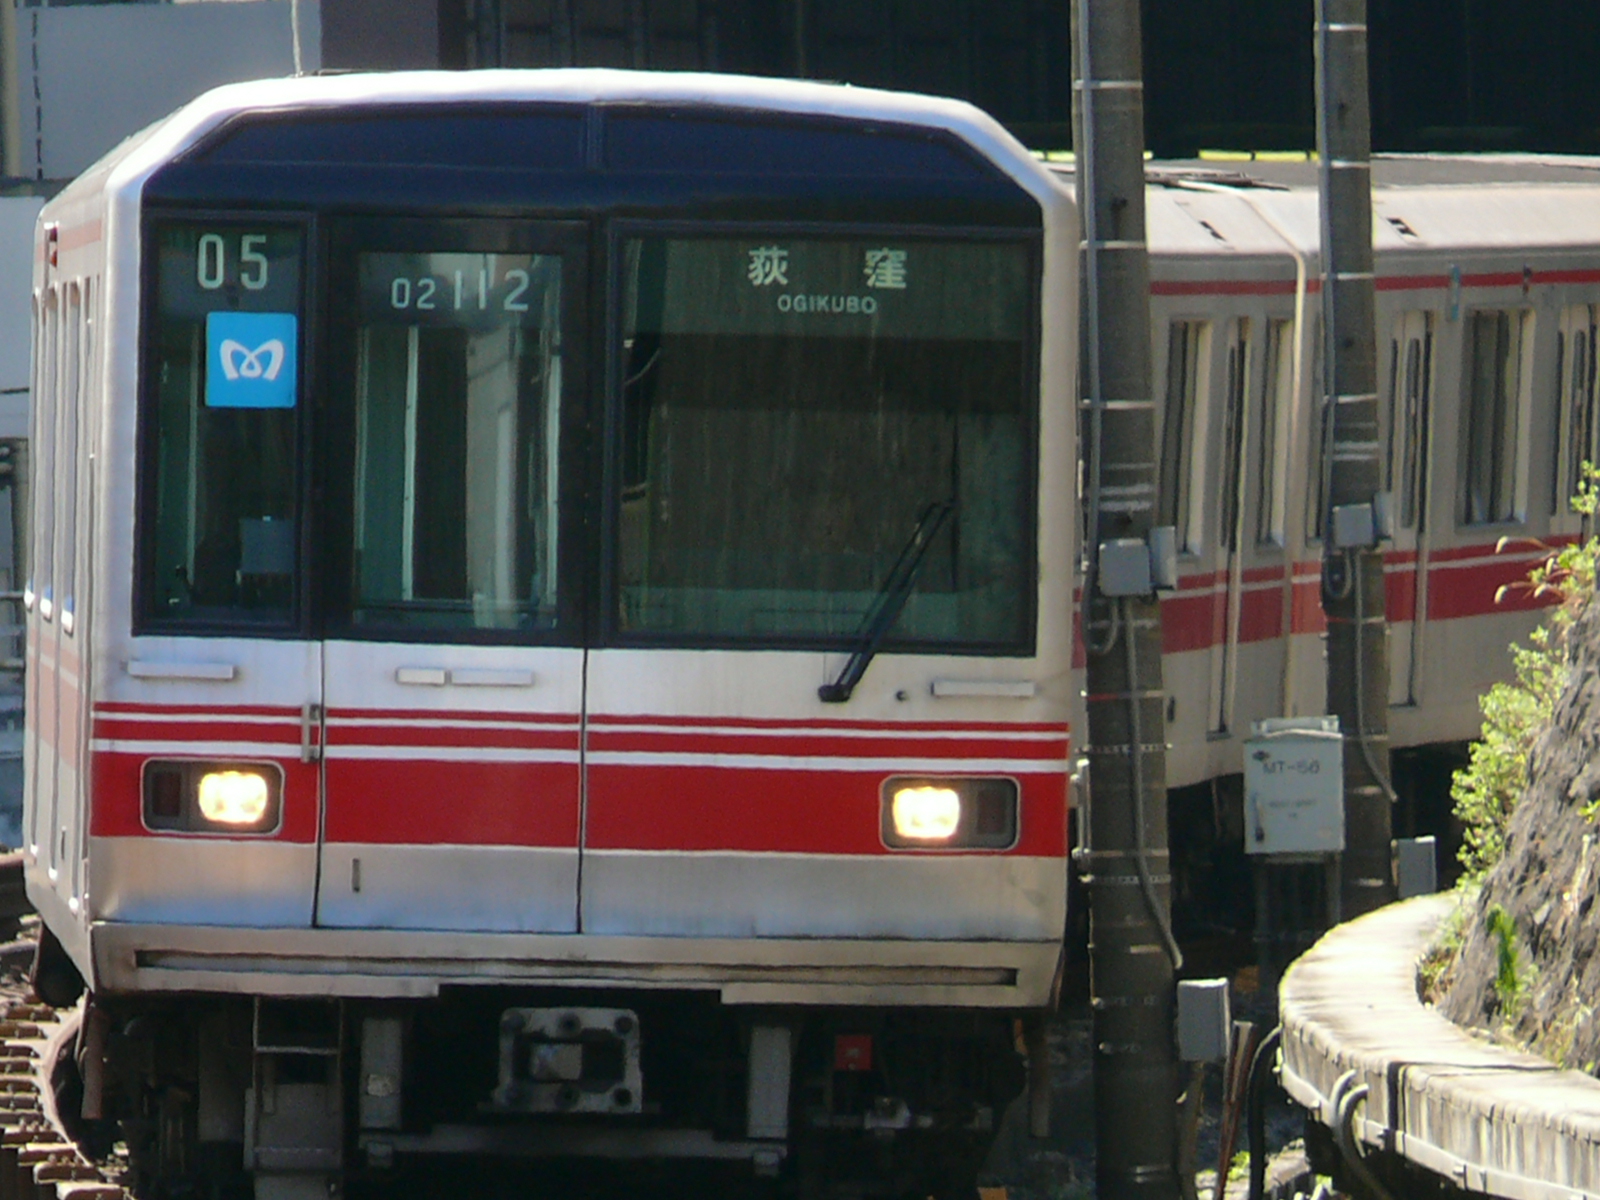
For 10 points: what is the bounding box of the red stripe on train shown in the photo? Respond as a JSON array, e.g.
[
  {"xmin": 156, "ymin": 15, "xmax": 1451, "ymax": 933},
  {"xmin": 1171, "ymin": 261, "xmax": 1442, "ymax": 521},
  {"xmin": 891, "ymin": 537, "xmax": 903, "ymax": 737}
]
[
  {"xmin": 325, "ymin": 726, "xmax": 582, "ymax": 752},
  {"xmin": 321, "ymin": 759, "xmax": 580, "ymax": 847},
  {"xmin": 586, "ymin": 714, "xmax": 1068, "ymax": 735},
  {"xmin": 583, "ymin": 730, "xmax": 1068, "ymax": 760},
  {"xmin": 1150, "ymin": 544, "xmax": 1558, "ymax": 655},
  {"xmin": 583, "ymin": 766, "xmax": 1066, "ymax": 856},
  {"xmin": 1151, "ymin": 268, "xmax": 1600, "ymax": 298}
]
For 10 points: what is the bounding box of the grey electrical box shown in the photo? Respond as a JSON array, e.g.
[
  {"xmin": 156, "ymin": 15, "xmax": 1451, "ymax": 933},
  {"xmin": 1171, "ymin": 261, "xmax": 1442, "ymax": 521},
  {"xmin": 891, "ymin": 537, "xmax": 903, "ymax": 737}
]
[
  {"xmin": 1332, "ymin": 502, "xmax": 1376, "ymax": 549},
  {"xmin": 1395, "ymin": 836, "xmax": 1438, "ymax": 899},
  {"xmin": 1244, "ymin": 717, "xmax": 1344, "ymax": 856},
  {"xmin": 1176, "ymin": 978, "xmax": 1231, "ymax": 1062},
  {"xmin": 1098, "ymin": 538, "xmax": 1152, "ymax": 597}
]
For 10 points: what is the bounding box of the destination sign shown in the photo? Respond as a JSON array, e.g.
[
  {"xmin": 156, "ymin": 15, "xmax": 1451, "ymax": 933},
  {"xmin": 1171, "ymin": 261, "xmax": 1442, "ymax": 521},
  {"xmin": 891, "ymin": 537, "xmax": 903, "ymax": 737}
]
[{"xmin": 625, "ymin": 237, "xmax": 1032, "ymax": 340}]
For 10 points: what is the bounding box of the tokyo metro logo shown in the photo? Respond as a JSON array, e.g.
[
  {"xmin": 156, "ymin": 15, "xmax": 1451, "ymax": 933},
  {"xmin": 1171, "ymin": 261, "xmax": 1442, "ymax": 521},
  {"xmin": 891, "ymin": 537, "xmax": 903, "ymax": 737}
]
[
  {"xmin": 218, "ymin": 338, "xmax": 286, "ymax": 383},
  {"xmin": 206, "ymin": 312, "xmax": 298, "ymax": 409}
]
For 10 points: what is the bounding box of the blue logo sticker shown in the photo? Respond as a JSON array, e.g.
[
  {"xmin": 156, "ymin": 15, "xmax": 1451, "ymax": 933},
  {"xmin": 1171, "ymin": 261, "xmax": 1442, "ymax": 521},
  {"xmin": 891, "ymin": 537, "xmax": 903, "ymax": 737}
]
[{"xmin": 206, "ymin": 312, "xmax": 298, "ymax": 409}]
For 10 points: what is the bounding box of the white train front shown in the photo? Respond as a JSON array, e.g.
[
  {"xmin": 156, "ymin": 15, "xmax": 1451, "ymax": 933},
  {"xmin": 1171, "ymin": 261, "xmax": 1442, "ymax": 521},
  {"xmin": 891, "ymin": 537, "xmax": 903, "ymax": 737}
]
[{"xmin": 23, "ymin": 71, "xmax": 1076, "ymax": 1197}]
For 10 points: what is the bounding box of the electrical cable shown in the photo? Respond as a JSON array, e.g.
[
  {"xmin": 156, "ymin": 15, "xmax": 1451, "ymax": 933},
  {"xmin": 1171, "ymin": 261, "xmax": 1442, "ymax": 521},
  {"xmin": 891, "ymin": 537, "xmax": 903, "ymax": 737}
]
[
  {"xmin": 1124, "ymin": 595, "xmax": 1183, "ymax": 969},
  {"xmin": 1351, "ymin": 552, "xmax": 1399, "ymax": 804},
  {"xmin": 1332, "ymin": 1071, "xmax": 1400, "ymax": 1200},
  {"xmin": 1245, "ymin": 1026, "xmax": 1283, "ymax": 1200}
]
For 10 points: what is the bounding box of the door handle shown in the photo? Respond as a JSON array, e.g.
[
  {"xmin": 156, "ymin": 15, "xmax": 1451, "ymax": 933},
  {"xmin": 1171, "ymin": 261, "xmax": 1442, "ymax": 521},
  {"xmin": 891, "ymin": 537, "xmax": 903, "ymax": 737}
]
[
  {"xmin": 126, "ymin": 660, "xmax": 237, "ymax": 682},
  {"xmin": 301, "ymin": 702, "xmax": 323, "ymax": 763},
  {"xmin": 394, "ymin": 667, "xmax": 536, "ymax": 688}
]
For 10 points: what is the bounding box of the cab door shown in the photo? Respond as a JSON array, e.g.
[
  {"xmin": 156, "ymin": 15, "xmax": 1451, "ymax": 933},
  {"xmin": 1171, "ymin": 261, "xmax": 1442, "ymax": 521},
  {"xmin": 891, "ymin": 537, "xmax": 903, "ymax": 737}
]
[
  {"xmin": 580, "ymin": 229, "xmax": 1064, "ymax": 945},
  {"xmin": 314, "ymin": 219, "xmax": 589, "ymax": 934}
]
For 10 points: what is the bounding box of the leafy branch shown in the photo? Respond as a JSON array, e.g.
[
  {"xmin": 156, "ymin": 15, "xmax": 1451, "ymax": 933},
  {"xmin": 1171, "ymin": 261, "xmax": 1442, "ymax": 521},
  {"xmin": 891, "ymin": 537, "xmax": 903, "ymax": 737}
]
[{"xmin": 1452, "ymin": 465, "xmax": 1600, "ymax": 880}]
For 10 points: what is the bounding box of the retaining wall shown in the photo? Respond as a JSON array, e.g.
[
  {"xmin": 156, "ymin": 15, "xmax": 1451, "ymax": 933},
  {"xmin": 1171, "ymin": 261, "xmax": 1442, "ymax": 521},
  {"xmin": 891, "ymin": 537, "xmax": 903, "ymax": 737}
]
[{"xmin": 1279, "ymin": 894, "xmax": 1600, "ymax": 1200}]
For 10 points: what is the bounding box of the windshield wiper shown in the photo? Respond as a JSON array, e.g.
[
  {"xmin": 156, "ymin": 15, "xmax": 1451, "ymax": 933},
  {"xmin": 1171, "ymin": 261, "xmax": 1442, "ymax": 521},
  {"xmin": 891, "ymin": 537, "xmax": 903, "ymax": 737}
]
[{"xmin": 818, "ymin": 499, "xmax": 956, "ymax": 704}]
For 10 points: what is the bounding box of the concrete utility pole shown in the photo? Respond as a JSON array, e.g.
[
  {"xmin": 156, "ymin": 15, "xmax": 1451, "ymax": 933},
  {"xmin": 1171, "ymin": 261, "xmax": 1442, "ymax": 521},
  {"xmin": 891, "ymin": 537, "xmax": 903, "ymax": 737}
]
[
  {"xmin": 1071, "ymin": 1, "xmax": 1182, "ymax": 1198},
  {"xmin": 1315, "ymin": 0, "xmax": 1397, "ymax": 920}
]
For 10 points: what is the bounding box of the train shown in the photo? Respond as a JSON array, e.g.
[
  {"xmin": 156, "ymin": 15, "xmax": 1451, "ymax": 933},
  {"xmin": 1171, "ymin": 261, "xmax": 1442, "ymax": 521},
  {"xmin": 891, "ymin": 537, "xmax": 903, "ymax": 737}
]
[{"xmin": 19, "ymin": 67, "xmax": 1596, "ymax": 1198}]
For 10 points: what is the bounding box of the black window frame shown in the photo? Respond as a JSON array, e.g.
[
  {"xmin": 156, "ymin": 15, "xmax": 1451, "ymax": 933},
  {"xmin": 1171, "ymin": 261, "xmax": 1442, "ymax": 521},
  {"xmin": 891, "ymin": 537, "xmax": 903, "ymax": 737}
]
[
  {"xmin": 599, "ymin": 217, "xmax": 1042, "ymax": 657},
  {"xmin": 315, "ymin": 214, "xmax": 593, "ymax": 647},
  {"xmin": 1460, "ymin": 308, "xmax": 1531, "ymax": 528},
  {"xmin": 133, "ymin": 207, "xmax": 319, "ymax": 638}
]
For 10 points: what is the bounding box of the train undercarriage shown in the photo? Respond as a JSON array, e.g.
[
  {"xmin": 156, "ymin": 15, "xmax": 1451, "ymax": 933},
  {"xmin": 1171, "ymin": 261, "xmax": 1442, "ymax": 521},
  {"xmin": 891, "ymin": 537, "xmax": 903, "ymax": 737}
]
[{"xmin": 73, "ymin": 989, "xmax": 1028, "ymax": 1200}]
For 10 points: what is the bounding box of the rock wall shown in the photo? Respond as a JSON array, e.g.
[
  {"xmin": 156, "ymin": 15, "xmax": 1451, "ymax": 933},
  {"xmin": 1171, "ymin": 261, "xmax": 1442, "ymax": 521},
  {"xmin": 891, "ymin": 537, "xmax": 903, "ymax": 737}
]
[{"xmin": 1438, "ymin": 596, "xmax": 1600, "ymax": 1069}]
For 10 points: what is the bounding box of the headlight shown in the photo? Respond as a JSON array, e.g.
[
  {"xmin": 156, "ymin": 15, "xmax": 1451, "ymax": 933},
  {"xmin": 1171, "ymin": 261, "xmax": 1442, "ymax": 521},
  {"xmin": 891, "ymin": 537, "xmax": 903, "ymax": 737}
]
[
  {"xmin": 880, "ymin": 776, "xmax": 1019, "ymax": 850},
  {"xmin": 890, "ymin": 785, "xmax": 962, "ymax": 841},
  {"xmin": 143, "ymin": 761, "xmax": 283, "ymax": 834},
  {"xmin": 197, "ymin": 770, "xmax": 272, "ymax": 825}
]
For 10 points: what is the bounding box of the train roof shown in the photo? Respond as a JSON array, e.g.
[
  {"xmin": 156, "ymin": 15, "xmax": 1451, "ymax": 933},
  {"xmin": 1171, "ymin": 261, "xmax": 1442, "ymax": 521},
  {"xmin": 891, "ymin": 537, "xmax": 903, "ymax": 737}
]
[
  {"xmin": 1050, "ymin": 154, "xmax": 1600, "ymax": 263},
  {"xmin": 1154, "ymin": 154, "xmax": 1600, "ymax": 190},
  {"xmin": 48, "ymin": 68, "xmax": 1065, "ymax": 222},
  {"xmin": 1047, "ymin": 153, "xmax": 1600, "ymax": 190}
]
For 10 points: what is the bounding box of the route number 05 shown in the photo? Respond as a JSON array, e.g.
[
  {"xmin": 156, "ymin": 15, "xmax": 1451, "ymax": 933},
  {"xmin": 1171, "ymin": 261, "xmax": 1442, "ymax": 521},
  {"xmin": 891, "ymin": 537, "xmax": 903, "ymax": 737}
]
[{"xmin": 197, "ymin": 233, "xmax": 270, "ymax": 292}]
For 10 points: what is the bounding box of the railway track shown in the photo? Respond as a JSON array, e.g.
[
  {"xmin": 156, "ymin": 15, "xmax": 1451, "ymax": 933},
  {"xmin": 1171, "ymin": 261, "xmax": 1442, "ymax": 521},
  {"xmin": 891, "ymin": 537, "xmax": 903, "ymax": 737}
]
[{"xmin": 0, "ymin": 852, "xmax": 127, "ymax": 1200}]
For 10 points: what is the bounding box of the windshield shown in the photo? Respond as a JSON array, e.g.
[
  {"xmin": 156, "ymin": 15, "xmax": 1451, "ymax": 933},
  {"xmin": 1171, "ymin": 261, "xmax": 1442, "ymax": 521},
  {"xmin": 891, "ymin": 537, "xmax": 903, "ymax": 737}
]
[
  {"xmin": 615, "ymin": 234, "xmax": 1035, "ymax": 649},
  {"xmin": 143, "ymin": 222, "xmax": 303, "ymax": 626},
  {"xmin": 349, "ymin": 250, "xmax": 564, "ymax": 632}
]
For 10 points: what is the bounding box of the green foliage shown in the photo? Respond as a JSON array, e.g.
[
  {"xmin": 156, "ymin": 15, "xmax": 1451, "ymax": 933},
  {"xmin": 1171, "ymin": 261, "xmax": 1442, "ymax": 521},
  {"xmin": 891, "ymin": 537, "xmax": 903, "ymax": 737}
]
[
  {"xmin": 1487, "ymin": 903, "xmax": 1518, "ymax": 1001},
  {"xmin": 1450, "ymin": 464, "xmax": 1600, "ymax": 879},
  {"xmin": 1452, "ymin": 639, "xmax": 1564, "ymax": 878},
  {"xmin": 1485, "ymin": 902, "xmax": 1533, "ymax": 1014}
]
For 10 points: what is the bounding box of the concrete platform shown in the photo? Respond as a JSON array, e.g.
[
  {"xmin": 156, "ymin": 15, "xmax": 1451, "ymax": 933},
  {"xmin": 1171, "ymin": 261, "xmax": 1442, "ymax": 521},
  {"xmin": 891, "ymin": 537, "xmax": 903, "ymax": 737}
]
[{"xmin": 1280, "ymin": 893, "xmax": 1600, "ymax": 1200}]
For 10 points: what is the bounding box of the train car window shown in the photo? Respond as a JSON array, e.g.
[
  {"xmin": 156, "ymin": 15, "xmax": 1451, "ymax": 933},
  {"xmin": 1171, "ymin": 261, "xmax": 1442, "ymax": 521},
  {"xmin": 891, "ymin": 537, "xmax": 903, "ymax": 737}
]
[
  {"xmin": 1159, "ymin": 321, "xmax": 1210, "ymax": 553},
  {"xmin": 1462, "ymin": 309, "xmax": 1534, "ymax": 525},
  {"xmin": 346, "ymin": 249, "xmax": 564, "ymax": 632},
  {"xmin": 1556, "ymin": 305, "xmax": 1599, "ymax": 512},
  {"xmin": 614, "ymin": 234, "xmax": 1034, "ymax": 649},
  {"xmin": 1257, "ymin": 319, "xmax": 1295, "ymax": 546},
  {"xmin": 1385, "ymin": 312, "xmax": 1432, "ymax": 531},
  {"xmin": 34, "ymin": 291, "xmax": 57, "ymax": 618},
  {"xmin": 58, "ymin": 284, "xmax": 81, "ymax": 632},
  {"xmin": 141, "ymin": 223, "xmax": 304, "ymax": 627},
  {"xmin": 1218, "ymin": 320, "xmax": 1250, "ymax": 554},
  {"xmin": 23, "ymin": 298, "xmax": 36, "ymax": 610}
]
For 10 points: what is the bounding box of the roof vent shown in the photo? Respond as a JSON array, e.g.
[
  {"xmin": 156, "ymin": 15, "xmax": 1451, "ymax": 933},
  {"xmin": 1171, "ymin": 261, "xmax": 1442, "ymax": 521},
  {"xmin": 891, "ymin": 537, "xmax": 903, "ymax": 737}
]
[{"xmin": 1384, "ymin": 214, "xmax": 1421, "ymax": 239}]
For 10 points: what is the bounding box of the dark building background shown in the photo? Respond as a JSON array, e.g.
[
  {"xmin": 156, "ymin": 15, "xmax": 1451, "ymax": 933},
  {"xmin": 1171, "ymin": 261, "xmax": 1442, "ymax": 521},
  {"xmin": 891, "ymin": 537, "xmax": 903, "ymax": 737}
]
[
  {"xmin": 1142, "ymin": 0, "xmax": 1600, "ymax": 156},
  {"xmin": 321, "ymin": 0, "xmax": 1600, "ymax": 156}
]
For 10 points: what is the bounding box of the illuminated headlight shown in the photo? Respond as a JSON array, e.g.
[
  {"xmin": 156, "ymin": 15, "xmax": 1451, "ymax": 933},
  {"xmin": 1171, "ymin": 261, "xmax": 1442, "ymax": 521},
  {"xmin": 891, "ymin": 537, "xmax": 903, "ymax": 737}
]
[
  {"xmin": 197, "ymin": 770, "xmax": 272, "ymax": 825},
  {"xmin": 143, "ymin": 761, "xmax": 283, "ymax": 834},
  {"xmin": 880, "ymin": 776, "xmax": 1019, "ymax": 850},
  {"xmin": 891, "ymin": 786, "xmax": 962, "ymax": 841}
]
